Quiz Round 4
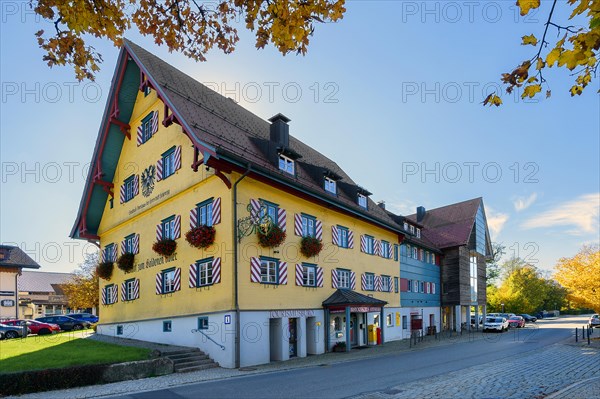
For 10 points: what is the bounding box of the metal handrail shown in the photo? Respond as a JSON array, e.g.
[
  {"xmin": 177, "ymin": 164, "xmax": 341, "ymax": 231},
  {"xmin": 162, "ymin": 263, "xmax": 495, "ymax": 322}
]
[{"xmin": 191, "ymin": 329, "xmax": 226, "ymax": 350}]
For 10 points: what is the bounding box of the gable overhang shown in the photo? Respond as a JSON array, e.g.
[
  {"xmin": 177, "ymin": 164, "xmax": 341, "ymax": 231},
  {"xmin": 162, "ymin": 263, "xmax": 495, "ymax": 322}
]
[{"xmin": 71, "ymin": 44, "xmax": 217, "ymax": 240}]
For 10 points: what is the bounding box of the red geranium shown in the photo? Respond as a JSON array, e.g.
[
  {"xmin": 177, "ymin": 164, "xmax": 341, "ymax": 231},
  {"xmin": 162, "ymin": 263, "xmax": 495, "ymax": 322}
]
[
  {"xmin": 257, "ymin": 226, "xmax": 286, "ymax": 248},
  {"xmin": 152, "ymin": 239, "xmax": 177, "ymax": 256},
  {"xmin": 300, "ymin": 236, "xmax": 323, "ymax": 257},
  {"xmin": 185, "ymin": 225, "xmax": 216, "ymax": 249}
]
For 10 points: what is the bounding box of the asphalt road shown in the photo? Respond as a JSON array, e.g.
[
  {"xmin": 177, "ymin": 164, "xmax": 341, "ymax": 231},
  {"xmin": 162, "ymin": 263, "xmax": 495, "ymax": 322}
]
[{"xmin": 112, "ymin": 317, "xmax": 583, "ymax": 399}]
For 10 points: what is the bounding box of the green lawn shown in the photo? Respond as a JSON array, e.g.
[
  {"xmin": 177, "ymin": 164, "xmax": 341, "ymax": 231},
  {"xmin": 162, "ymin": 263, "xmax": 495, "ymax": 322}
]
[{"xmin": 0, "ymin": 332, "xmax": 151, "ymax": 373}]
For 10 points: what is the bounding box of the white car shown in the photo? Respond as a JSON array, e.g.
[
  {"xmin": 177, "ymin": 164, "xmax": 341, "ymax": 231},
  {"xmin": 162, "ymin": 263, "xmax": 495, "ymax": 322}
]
[
  {"xmin": 483, "ymin": 317, "xmax": 509, "ymax": 332},
  {"xmin": 589, "ymin": 314, "xmax": 600, "ymax": 328}
]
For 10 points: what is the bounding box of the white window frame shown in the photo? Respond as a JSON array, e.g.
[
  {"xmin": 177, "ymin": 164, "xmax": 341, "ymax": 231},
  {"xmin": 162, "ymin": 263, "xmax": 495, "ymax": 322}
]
[
  {"xmin": 412, "ymin": 247, "xmax": 418, "ymax": 259},
  {"xmin": 416, "ymin": 228, "xmax": 421, "ymax": 238},
  {"xmin": 337, "ymin": 269, "xmax": 350, "ymax": 289},
  {"xmin": 403, "ymin": 222, "xmax": 409, "ymax": 231},
  {"xmin": 358, "ymin": 193, "xmax": 367, "ymax": 208},
  {"xmin": 278, "ymin": 154, "xmax": 295, "ymax": 175},
  {"xmin": 410, "ymin": 225, "xmax": 415, "ymax": 234},
  {"xmin": 381, "ymin": 241, "xmax": 389, "ymax": 258},
  {"xmin": 125, "ymin": 280, "xmax": 135, "ymax": 301},
  {"xmin": 260, "ymin": 258, "xmax": 278, "ymax": 284},
  {"xmin": 324, "ymin": 177, "xmax": 337, "ymax": 194},
  {"xmin": 105, "ymin": 285, "xmax": 116, "ymax": 304},
  {"xmin": 302, "ymin": 264, "xmax": 316, "ymax": 287},
  {"xmin": 163, "ymin": 150, "xmax": 176, "ymax": 179},
  {"xmin": 301, "ymin": 214, "xmax": 316, "ymax": 238},
  {"xmin": 407, "ymin": 279, "xmax": 412, "ymax": 292},
  {"xmin": 432, "ymin": 282, "xmax": 436, "ymax": 294},
  {"xmin": 381, "ymin": 275, "xmax": 390, "ymax": 292},
  {"xmin": 198, "ymin": 259, "xmax": 213, "ymax": 286},
  {"xmin": 365, "ymin": 273, "xmax": 374, "ymax": 291},
  {"xmin": 163, "ymin": 269, "xmax": 176, "ymax": 293},
  {"xmin": 365, "ymin": 236, "xmax": 374, "ymax": 255}
]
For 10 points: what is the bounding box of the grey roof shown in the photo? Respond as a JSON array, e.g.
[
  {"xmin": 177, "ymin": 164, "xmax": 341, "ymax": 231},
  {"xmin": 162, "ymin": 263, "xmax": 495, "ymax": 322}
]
[
  {"xmin": 322, "ymin": 289, "xmax": 387, "ymax": 307},
  {"xmin": 18, "ymin": 271, "xmax": 74, "ymax": 293},
  {"xmin": 0, "ymin": 245, "xmax": 40, "ymax": 269},
  {"xmin": 122, "ymin": 40, "xmax": 401, "ymax": 231}
]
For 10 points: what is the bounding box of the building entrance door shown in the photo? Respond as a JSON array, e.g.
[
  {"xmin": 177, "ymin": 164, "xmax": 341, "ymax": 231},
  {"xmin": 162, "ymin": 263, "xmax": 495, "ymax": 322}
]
[
  {"xmin": 288, "ymin": 318, "xmax": 297, "ymax": 357},
  {"xmin": 350, "ymin": 315, "xmax": 358, "ymax": 346}
]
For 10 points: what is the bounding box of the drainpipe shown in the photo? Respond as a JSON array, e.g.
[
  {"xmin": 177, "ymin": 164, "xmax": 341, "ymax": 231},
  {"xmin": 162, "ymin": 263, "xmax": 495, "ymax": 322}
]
[
  {"xmin": 233, "ymin": 165, "xmax": 251, "ymax": 368},
  {"xmin": 15, "ymin": 272, "xmax": 19, "ymax": 319}
]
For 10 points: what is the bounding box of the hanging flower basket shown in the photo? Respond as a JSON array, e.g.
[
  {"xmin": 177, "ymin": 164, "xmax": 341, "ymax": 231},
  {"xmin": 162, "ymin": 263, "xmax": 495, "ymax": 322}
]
[
  {"xmin": 185, "ymin": 225, "xmax": 216, "ymax": 249},
  {"xmin": 117, "ymin": 252, "xmax": 135, "ymax": 272},
  {"xmin": 257, "ymin": 225, "xmax": 286, "ymax": 248},
  {"xmin": 97, "ymin": 261, "xmax": 114, "ymax": 280},
  {"xmin": 300, "ymin": 236, "xmax": 323, "ymax": 258},
  {"xmin": 152, "ymin": 239, "xmax": 177, "ymax": 257}
]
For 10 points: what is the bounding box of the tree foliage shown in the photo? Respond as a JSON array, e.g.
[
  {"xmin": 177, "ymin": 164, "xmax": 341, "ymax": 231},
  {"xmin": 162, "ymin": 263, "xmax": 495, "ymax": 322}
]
[
  {"xmin": 486, "ymin": 242, "xmax": 505, "ymax": 287},
  {"xmin": 31, "ymin": 0, "xmax": 346, "ymax": 80},
  {"xmin": 62, "ymin": 252, "xmax": 100, "ymax": 311},
  {"xmin": 554, "ymin": 244, "xmax": 600, "ymax": 312},
  {"xmin": 485, "ymin": 0, "xmax": 600, "ymax": 106}
]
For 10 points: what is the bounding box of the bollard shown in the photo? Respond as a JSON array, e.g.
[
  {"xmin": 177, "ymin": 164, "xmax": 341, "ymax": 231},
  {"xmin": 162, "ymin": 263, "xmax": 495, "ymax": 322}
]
[
  {"xmin": 576, "ymin": 327, "xmax": 578, "ymax": 342},
  {"xmin": 588, "ymin": 330, "xmax": 591, "ymax": 345}
]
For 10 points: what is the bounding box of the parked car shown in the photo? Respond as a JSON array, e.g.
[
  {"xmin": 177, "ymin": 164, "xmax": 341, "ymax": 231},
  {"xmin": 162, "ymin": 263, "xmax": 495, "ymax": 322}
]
[
  {"xmin": 507, "ymin": 316, "xmax": 526, "ymax": 328},
  {"xmin": 499, "ymin": 313, "xmax": 516, "ymax": 321},
  {"xmin": 2, "ymin": 319, "xmax": 60, "ymax": 335},
  {"xmin": 66, "ymin": 313, "xmax": 99, "ymax": 324},
  {"xmin": 0, "ymin": 323, "xmax": 28, "ymax": 339},
  {"xmin": 589, "ymin": 314, "xmax": 600, "ymax": 328},
  {"xmin": 470, "ymin": 315, "xmax": 483, "ymax": 327},
  {"xmin": 483, "ymin": 317, "xmax": 509, "ymax": 332},
  {"xmin": 519, "ymin": 314, "xmax": 537, "ymax": 323},
  {"xmin": 0, "ymin": 331, "xmax": 4, "ymax": 340},
  {"xmin": 36, "ymin": 315, "xmax": 90, "ymax": 331}
]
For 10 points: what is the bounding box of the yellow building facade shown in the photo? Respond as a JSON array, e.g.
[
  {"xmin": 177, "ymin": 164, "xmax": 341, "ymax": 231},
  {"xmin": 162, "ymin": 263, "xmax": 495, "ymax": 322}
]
[{"xmin": 72, "ymin": 41, "xmax": 406, "ymax": 368}]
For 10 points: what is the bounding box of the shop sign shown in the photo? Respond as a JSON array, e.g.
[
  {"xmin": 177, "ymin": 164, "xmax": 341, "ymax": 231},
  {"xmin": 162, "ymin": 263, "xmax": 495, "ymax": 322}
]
[
  {"xmin": 270, "ymin": 309, "xmax": 315, "ymax": 318},
  {"xmin": 1, "ymin": 299, "xmax": 15, "ymax": 307},
  {"xmin": 0, "ymin": 290, "xmax": 15, "ymax": 297}
]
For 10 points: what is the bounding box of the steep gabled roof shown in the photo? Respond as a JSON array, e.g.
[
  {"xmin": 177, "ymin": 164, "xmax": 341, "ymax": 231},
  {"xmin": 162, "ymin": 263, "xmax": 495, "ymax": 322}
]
[
  {"xmin": 405, "ymin": 198, "xmax": 484, "ymax": 249},
  {"xmin": 71, "ymin": 40, "xmax": 403, "ymax": 240},
  {"xmin": 0, "ymin": 245, "xmax": 41, "ymax": 270}
]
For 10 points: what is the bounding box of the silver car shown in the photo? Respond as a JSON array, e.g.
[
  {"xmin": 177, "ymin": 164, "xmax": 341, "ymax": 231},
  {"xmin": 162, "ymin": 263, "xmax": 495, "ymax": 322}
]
[
  {"xmin": 0, "ymin": 323, "xmax": 28, "ymax": 339},
  {"xmin": 589, "ymin": 314, "xmax": 600, "ymax": 328},
  {"xmin": 483, "ymin": 317, "xmax": 509, "ymax": 332}
]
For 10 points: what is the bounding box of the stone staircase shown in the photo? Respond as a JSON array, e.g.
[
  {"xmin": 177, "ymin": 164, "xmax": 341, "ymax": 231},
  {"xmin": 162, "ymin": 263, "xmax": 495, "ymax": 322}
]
[{"xmin": 162, "ymin": 348, "xmax": 219, "ymax": 373}]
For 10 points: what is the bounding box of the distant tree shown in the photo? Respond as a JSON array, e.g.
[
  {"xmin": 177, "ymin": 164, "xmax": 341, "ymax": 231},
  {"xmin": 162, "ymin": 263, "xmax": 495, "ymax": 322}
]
[
  {"xmin": 62, "ymin": 252, "xmax": 100, "ymax": 311},
  {"xmin": 31, "ymin": 0, "xmax": 346, "ymax": 80},
  {"xmin": 540, "ymin": 278, "xmax": 568, "ymax": 311},
  {"xmin": 499, "ymin": 256, "xmax": 528, "ymax": 282},
  {"xmin": 554, "ymin": 244, "xmax": 600, "ymax": 312},
  {"xmin": 487, "ymin": 265, "xmax": 549, "ymax": 314},
  {"xmin": 486, "ymin": 242, "xmax": 505, "ymax": 287}
]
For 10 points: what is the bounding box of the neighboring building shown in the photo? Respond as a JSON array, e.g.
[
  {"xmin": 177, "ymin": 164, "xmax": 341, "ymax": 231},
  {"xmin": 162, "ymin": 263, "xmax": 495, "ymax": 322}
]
[
  {"xmin": 0, "ymin": 245, "xmax": 40, "ymax": 320},
  {"xmin": 70, "ymin": 40, "xmax": 405, "ymax": 368},
  {"xmin": 406, "ymin": 199, "xmax": 492, "ymax": 332},
  {"xmin": 17, "ymin": 271, "xmax": 76, "ymax": 319}
]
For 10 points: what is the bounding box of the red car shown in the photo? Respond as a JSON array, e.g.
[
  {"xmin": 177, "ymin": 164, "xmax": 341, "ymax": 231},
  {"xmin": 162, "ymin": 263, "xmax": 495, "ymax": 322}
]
[
  {"xmin": 3, "ymin": 319, "xmax": 60, "ymax": 335},
  {"xmin": 507, "ymin": 316, "xmax": 526, "ymax": 328}
]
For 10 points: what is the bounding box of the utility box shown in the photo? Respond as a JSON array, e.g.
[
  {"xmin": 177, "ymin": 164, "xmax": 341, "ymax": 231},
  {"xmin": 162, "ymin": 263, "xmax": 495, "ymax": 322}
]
[{"xmin": 367, "ymin": 324, "xmax": 377, "ymax": 345}]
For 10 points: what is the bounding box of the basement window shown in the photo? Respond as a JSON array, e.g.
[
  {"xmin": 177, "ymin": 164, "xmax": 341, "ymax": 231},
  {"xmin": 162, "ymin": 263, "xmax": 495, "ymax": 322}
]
[
  {"xmin": 116, "ymin": 325, "xmax": 123, "ymax": 335},
  {"xmin": 163, "ymin": 320, "xmax": 172, "ymax": 332},
  {"xmin": 197, "ymin": 317, "xmax": 209, "ymax": 330}
]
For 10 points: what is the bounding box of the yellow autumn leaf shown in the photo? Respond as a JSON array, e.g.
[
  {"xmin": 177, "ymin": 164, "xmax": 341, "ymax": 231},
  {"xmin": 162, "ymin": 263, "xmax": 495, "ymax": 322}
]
[
  {"xmin": 521, "ymin": 84, "xmax": 542, "ymax": 99},
  {"xmin": 521, "ymin": 34, "xmax": 538, "ymax": 46},
  {"xmin": 483, "ymin": 93, "xmax": 503, "ymax": 107},
  {"xmin": 536, "ymin": 57, "xmax": 545, "ymax": 70},
  {"xmin": 546, "ymin": 48, "xmax": 562, "ymax": 67},
  {"xmin": 516, "ymin": 0, "xmax": 541, "ymax": 16}
]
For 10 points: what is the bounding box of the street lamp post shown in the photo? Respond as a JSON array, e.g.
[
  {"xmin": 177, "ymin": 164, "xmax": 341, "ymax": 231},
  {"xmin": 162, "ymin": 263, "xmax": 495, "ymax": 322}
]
[{"xmin": 501, "ymin": 303, "xmax": 505, "ymax": 313}]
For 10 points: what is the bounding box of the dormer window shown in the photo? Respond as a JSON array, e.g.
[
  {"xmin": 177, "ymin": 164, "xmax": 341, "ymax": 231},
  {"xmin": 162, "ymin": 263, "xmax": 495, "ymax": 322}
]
[
  {"xmin": 403, "ymin": 222, "xmax": 409, "ymax": 231},
  {"xmin": 279, "ymin": 154, "xmax": 294, "ymax": 175},
  {"xmin": 410, "ymin": 225, "xmax": 415, "ymax": 235},
  {"xmin": 324, "ymin": 177, "xmax": 337, "ymax": 194},
  {"xmin": 416, "ymin": 228, "xmax": 421, "ymax": 238},
  {"xmin": 358, "ymin": 193, "xmax": 367, "ymax": 209}
]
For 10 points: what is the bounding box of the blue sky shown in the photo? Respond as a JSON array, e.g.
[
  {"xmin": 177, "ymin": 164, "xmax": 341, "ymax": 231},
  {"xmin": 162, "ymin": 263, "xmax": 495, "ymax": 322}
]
[{"xmin": 1, "ymin": 1, "xmax": 598, "ymax": 274}]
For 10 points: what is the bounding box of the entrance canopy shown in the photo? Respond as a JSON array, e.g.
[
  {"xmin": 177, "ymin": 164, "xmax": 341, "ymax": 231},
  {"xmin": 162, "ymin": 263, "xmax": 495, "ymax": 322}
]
[{"xmin": 322, "ymin": 289, "xmax": 387, "ymax": 308}]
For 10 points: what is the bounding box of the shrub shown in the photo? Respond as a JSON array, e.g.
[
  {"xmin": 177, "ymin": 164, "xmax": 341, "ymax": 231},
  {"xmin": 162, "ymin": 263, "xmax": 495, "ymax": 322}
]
[
  {"xmin": 185, "ymin": 225, "xmax": 216, "ymax": 249},
  {"xmin": 117, "ymin": 252, "xmax": 135, "ymax": 272},
  {"xmin": 152, "ymin": 239, "xmax": 177, "ymax": 257},
  {"xmin": 257, "ymin": 225, "xmax": 286, "ymax": 248},
  {"xmin": 96, "ymin": 262, "xmax": 114, "ymax": 280},
  {"xmin": 300, "ymin": 236, "xmax": 323, "ymax": 257}
]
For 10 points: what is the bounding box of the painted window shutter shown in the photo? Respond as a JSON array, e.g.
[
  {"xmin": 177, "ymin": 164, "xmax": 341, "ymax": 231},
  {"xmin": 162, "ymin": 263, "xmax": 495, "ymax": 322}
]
[
  {"xmin": 121, "ymin": 239, "xmax": 127, "ymax": 256},
  {"xmin": 361, "ymin": 273, "xmax": 367, "ymax": 291},
  {"xmin": 375, "ymin": 275, "xmax": 382, "ymax": 291},
  {"xmin": 173, "ymin": 215, "xmax": 181, "ymax": 239},
  {"xmin": 156, "ymin": 222, "xmax": 163, "ymax": 241},
  {"xmin": 212, "ymin": 197, "xmax": 221, "ymax": 225},
  {"xmin": 137, "ymin": 123, "xmax": 144, "ymax": 146},
  {"xmin": 174, "ymin": 145, "xmax": 182, "ymax": 171},
  {"xmin": 331, "ymin": 225, "xmax": 339, "ymax": 246},
  {"xmin": 277, "ymin": 208, "xmax": 286, "ymax": 231},
  {"xmin": 189, "ymin": 263, "xmax": 198, "ymax": 288},
  {"xmin": 156, "ymin": 157, "xmax": 163, "ymax": 181},
  {"xmin": 134, "ymin": 279, "xmax": 140, "ymax": 299},
  {"xmin": 388, "ymin": 243, "xmax": 393, "ymax": 259},
  {"xmin": 250, "ymin": 257, "xmax": 261, "ymax": 283},
  {"xmin": 389, "ymin": 277, "xmax": 394, "ymax": 292},
  {"xmin": 212, "ymin": 257, "xmax": 222, "ymax": 284},
  {"xmin": 121, "ymin": 282, "xmax": 126, "ymax": 302},
  {"xmin": 316, "ymin": 267, "xmax": 324, "ymax": 287},
  {"xmin": 112, "ymin": 244, "xmax": 118, "ymax": 262},
  {"xmin": 174, "ymin": 268, "xmax": 181, "ymax": 291},
  {"xmin": 295, "ymin": 264, "xmax": 303, "ymax": 286},
  {"xmin": 190, "ymin": 207, "xmax": 198, "ymax": 229},
  {"xmin": 348, "ymin": 230, "xmax": 354, "ymax": 249},
  {"xmin": 120, "ymin": 183, "xmax": 125, "ymax": 204},
  {"xmin": 133, "ymin": 234, "xmax": 139, "ymax": 254},
  {"xmin": 278, "ymin": 261, "xmax": 288, "ymax": 285},
  {"xmin": 360, "ymin": 235, "xmax": 366, "ymax": 253},
  {"xmin": 331, "ymin": 269, "xmax": 338, "ymax": 288},
  {"xmin": 315, "ymin": 220, "xmax": 323, "ymax": 240},
  {"xmin": 374, "ymin": 239, "xmax": 381, "ymax": 257},
  {"xmin": 250, "ymin": 199, "xmax": 261, "ymax": 223},
  {"xmin": 152, "ymin": 110, "xmax": 159, "ymax": 135},
  {"xmin": 112, "ymin": 285, "xmax": 118, "ymax": 304},
  {"xmin": 133, "ymin": 175, "xmax": 139, "ymax": 197},
  {"xmin": 350, "ymin": 272, "xmax": 356, "ymax": 290},
  {"xmin": 294, "ymin": 213, "xmax": 302, "ymax": 236},
  {"xmin": 155, "ymin": 272, "xmax": 163, "ymax": 295},
  {"xmin": 101, "ymin": 287, "xmax": 107, "ymax": 305}
]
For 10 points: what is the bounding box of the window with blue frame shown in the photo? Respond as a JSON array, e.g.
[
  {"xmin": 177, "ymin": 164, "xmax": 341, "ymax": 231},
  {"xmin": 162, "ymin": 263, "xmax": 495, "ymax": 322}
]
[
  {"xmin": 140, "ymin": 112, "xmax": 153, "ymax": 144},
  {"xmin": 162, "ymin": 268, "xmax": 176, "ymax": 293},
  {"xmin": 406, "ymin": 244, "xmax": 412, "ymax": 258},
  {"xmin": 123, "ymin": 234, "xmax": 135, "ymax": 254},
  {"xmin": 163, "ymin": 320, "xmax": 172, "ymax": 332},
  {"xmin": 365, "ymin": 235, "xmax": 374, "ymax": 255},
  {"xmin": 260, "ymin": 257, "xmax": 278, "ymax": 284},
  {"xmin": 124, "ymin": 279, "xmax": 136, "ymax": 301},
  {"xmin": 301, "ymin": 214, "xmax": 316, "ymax": 238},
  {"xmin": 279, "ymin": 154, "xmax": 295, "ymax": 175},
  {"xmin": 260, "ymin": 200, "xmax": 278, "ymax": 224},
  {"xmin": 338, "ymin": 225, "xmax": 349, "ymax": 248},
  {"xmin": 364, "ymin": 273, "xmax": 374, "ymax": 291},
  {"xmin": 162, "ymin": 147, "xmax": 176, "ymax": 179},
  {"xmin": 394, "ymin": 277, "xmax": 399, "ymax": 293},
  {"xmin": 124, "ymin": 175, "xmax": 136, "ymax": 202},
  {"xmin": 302, "ymin": 263, "xmax": 317, "ymax": 287},
  {"xmin": 162, "ymin": 216, "xmax": 176, "ymax": 240},
  {"xmin": 412, "ymin": 247, "xmax": 418, "ymax": 259},
  {"xmin": 419, "ymin": 281, "xmax": 424, "ymax": 293},
  {"xmin": 104, "ymin": 243, "xmax": 115, "ymax": 262},
  {"xmin": 324, "ymin": 177, "xmax": 337, "ymax": 194},
  {"xmin": 382, "ymin": 275, "xmax": 390, "ymax": 291},
  {"xmin": 197, "ymin": 317, "xmax": 209, "ymax": 330},
  {"xmin": 381, "ymin": 240, "xmax": 389, "ymax": 258},
  {"xmin": 196, "ymin": 199, "xmax": 214, "ymax": 227},
  {"xmin": 197, "ymin": 258, "xmax": 214, "ymax": 286},
  {"xmin": 117, "ymin": 325, "xmax": 123, "ymax": 335},
  {"xmin": 104, "ymin": 284, "xmax": 116, "ymax": 304},
  {"xmin": 337, "ymin": 269, "xmax": 350, "ymax": 289}
]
